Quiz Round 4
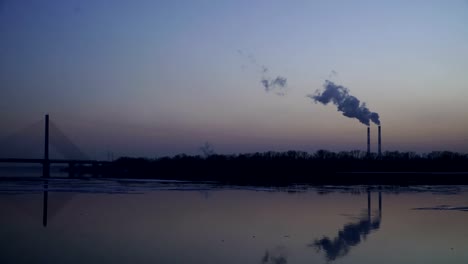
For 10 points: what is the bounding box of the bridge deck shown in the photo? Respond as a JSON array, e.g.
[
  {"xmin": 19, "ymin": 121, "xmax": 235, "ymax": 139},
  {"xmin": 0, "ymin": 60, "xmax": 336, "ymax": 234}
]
[{"xmin": 0, "ymin": 158, "xmax": 109, "ymax": 164}]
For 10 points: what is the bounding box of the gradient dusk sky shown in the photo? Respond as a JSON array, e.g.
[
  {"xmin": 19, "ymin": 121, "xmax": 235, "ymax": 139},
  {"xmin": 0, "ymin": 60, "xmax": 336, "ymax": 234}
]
[{"xmin": 1, "ymin": 0, "xmax": 468, "ymax": 159}]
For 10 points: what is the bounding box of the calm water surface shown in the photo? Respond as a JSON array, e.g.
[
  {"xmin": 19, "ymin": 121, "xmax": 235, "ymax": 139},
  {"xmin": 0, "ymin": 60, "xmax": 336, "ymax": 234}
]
[{"xmin": 1, "ymin": 178, "xmax": 468, "ymax": 264}]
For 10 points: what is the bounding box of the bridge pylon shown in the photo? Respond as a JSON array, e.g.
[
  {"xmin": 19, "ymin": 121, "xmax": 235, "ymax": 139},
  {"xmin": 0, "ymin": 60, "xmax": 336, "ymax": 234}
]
[{"xmin": 43, "ymin": 114, "xmax": 50, "ymax": 178}]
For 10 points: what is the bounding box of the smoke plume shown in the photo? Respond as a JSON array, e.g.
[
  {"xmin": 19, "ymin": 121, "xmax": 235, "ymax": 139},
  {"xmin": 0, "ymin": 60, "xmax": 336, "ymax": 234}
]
[
  {"xmin": 309, "ymin": 80, "xmax": 380, "ymax": 126},
  {"xmin": 237, "ymin": 50, "xmax": 288, "ymax": 96},
  {"xmin": 261, "ymin": 76, "xmax": 287, "ymax": 94}
]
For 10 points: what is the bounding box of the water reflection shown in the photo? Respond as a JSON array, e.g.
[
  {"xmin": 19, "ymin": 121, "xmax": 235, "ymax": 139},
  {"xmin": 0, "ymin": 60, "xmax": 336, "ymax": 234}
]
[
  {"xmin": 311, "ymin": 191, "xmax": 382, "ymax": 262},
  {"xmin": 2, "ymin": 181, "xmax": 468, "ymax": 263},
  {"xmin": 41, "ymin": 180, "xmax": 74, "ymax": 228},
  {"xmin": 42, "ymin": 180, "xmax": 48, "ymax": 227},
  {"xmin": 261, "ymin": 246, "xmax": 288, "ymax": 264}
]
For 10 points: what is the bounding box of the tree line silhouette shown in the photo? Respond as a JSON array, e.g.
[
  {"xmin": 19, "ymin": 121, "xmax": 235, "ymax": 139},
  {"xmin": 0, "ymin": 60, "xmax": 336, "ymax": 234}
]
[{"xmin": 96, "ymin": 150, "xmax": 468, "ymax": 185}]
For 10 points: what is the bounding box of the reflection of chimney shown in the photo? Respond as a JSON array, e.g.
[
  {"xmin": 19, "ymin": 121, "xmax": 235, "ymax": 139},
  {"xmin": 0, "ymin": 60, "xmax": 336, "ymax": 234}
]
[
  {"xmin": 367, "ymin": 191, "xmax": 371, "ymax": 219},
  {"xmin": 378, "ymin": 126, "xmax": 382, "ymax": 156},
  {"xmin": 378, "ymin": 191, "xmax": 382, "ymax": 218},
  {"xmin": 367, "ymin": 127, "xmax": 370, "ymax": 155}
]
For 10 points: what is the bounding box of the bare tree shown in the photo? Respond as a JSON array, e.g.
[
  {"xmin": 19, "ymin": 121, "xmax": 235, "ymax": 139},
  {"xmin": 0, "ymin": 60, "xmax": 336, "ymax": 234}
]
[{"xmin": 199, "ymin": 142, "xmax": 215, "ymax": 157}]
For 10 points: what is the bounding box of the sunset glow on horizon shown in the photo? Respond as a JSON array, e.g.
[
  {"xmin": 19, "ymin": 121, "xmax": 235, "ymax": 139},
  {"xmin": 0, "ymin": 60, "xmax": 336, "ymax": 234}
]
[{"xmin": 1, "ymin": 0, "xmax": 468, "ymax": 159}]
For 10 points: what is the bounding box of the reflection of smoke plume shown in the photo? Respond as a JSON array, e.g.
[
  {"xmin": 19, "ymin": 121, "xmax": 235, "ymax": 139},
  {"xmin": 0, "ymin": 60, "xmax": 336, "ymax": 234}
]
[
  {"xmin": 311, "ymin": 210, "xmax": 381, "ymax": 262},
  {"xmin": 237, "ymin": 49, "xmax": 288, "ymax": 96},
  {"xmin": 308, "ymin": 80, "xmax": 380, "ymax": 126},
  {"xmin": 261, "ymin": 246, "xmax": 288, "ymax": 264}
]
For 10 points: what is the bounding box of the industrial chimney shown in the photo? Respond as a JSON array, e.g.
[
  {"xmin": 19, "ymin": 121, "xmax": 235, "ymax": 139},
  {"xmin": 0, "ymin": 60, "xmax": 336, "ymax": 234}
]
[
  {"xmin": 378, "ymin": 125, "xmax": 382, "ymax": 156},
  {"xmin": 367, "ymin": 126, "xmax": 370, "ymax": 155}
]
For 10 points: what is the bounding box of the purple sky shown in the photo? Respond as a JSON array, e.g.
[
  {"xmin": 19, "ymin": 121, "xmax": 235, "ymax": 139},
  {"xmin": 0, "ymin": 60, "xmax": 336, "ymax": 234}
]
[{"xmin": 1, "ymin": 0, "xmax": 468, "ymax": 159}]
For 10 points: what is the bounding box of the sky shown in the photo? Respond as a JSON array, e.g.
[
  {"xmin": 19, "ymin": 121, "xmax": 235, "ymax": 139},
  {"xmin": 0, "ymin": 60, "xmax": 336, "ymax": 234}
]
[{"xmin": 1, "ymin": 0, "xmax": 468, "ymax": 159}]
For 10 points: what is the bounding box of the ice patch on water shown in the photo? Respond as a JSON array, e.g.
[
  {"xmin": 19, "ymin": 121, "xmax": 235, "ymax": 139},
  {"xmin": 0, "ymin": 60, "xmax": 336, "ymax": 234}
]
[
  {"xmin": 412, "ymin": 205, "xmax": 468, "ymax": 212},
  {"xmin": 1, "ymin": 178, "xmax": 468, "ymax": 195}
]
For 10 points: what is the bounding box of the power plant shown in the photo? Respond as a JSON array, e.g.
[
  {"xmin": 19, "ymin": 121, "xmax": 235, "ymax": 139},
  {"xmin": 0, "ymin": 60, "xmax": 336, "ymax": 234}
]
[
  {"xmin": 311, "ymin": 80, "xmax": 382, "ymax": 155},
  {"xmin": 367, "ymin": 125, "xmax": 382, "ymax": 156}
]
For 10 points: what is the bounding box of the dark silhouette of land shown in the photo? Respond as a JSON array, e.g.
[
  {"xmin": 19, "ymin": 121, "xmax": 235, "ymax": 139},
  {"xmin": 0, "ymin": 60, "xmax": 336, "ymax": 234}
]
[
  {"xmin": 2, "ymin": 116, "xmax": 468, "ymax": 185},
  {"xmin": 80, "ymin": 150, "xmax": 468, "ymax": 185}
]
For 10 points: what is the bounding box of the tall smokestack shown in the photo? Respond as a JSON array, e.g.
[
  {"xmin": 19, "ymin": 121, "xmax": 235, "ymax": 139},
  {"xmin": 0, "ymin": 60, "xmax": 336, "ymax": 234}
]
[
  {"xmin": 367, "ymin": 126, "xmax": 370, "ymax": 155},
  {"xmin": 378, "ymin": 125, "xmax": 382, "ymax": 156}
]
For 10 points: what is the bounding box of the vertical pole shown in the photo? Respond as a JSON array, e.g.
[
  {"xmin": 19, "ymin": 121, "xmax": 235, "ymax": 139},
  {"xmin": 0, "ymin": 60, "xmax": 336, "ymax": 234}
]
[
  {"xmin": 367, "ymin": 126, "xmax": 370, "ymax": 156},
  {"xmin": 367, "ymin": 190, "xmax": 371, "ymax": 219},
  {"xmin": 378, "ymin": 191, "xmax": 382, "ymax": 218},
  {"xmin": 43, "ymin": 114, "xmax": 50, "ymax": 178},
  {"xmin": 43, "ymin": 180, "xmax": 48, "ymax": 227},
  {"xmin": 43, "ymin": 114, "xmax": 50, "ymax": 226},
  {"xmin": 378, "ymin": 125, "xmax": 382, "ymax": 156}
]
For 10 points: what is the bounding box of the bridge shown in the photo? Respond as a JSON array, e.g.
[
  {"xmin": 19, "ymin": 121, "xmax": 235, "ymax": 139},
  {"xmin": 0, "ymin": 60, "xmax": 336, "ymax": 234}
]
[{"xmin": 0, "ymin": 115, "xmax": 109, "ymax": 178}]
